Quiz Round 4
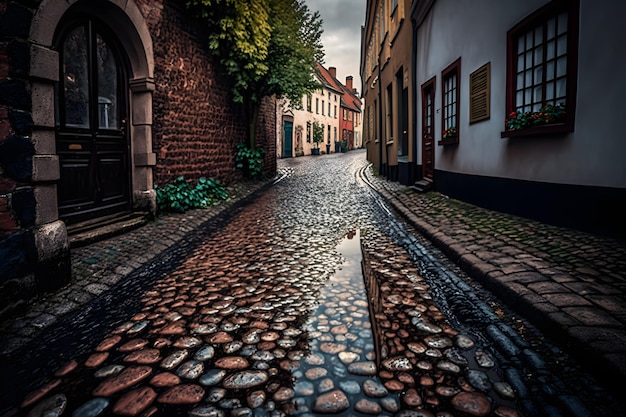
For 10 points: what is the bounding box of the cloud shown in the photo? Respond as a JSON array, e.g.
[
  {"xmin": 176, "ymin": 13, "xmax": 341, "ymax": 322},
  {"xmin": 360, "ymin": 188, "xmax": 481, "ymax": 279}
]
[{"xmin": 304, "ymin": 0, "xmax": 366, "ymax": 94}]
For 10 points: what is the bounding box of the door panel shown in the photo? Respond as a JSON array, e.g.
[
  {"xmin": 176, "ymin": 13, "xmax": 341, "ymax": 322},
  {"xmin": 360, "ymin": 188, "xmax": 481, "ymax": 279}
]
[
  {"xmin": 56, "ymin": 18, "xmax": 130, "ymax": 225},
  {"xmin": 421, "ymin": 78, "xmax": 436, "ymax": 181},
  {"xmin": 283, "ymin": 121, "xmax": 293, "ymax": 158}
]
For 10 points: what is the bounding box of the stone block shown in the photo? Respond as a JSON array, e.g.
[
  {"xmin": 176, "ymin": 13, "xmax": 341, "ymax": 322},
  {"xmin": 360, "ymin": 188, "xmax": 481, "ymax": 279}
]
[
  {"xmin": 31, "ymin": 82, "xmax": 55, "ymax": 128},
  {"xmin": 33, "ymin": 184, "xmax": 58, "ymax": 225},
  {"xmin": 31, "ymin": 129, "xmax": 56, "ymax": 154},
  {"xmin": 34, "ymin": 220, "xmax": 68, "ymax": 262},
  {"xmin": 30, "ymin": 44, "xmax": 59, "ymax": 81},
  {"xmin": 32, "ymin": 154, "xmax": 60, "ymax": 181}
]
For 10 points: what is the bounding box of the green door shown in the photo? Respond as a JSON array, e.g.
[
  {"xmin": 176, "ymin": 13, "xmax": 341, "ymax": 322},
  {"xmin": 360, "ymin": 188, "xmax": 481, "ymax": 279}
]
[{"xmin": 283, "ymin": 121, "xmax": 293, "ymax": 158}]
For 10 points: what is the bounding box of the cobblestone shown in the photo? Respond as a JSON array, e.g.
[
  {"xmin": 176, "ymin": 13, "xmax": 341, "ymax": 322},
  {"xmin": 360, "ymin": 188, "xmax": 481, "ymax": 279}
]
[{"xmin": 0, "ymin": 151, "xmax": 624, "ymax": 417}]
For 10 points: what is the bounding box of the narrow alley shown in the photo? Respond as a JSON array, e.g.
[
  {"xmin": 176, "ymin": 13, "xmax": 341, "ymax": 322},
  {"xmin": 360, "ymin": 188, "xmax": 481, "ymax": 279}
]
[{"xmin": 0, "ymin": 151, "xmax": 623, "ymax": 417}]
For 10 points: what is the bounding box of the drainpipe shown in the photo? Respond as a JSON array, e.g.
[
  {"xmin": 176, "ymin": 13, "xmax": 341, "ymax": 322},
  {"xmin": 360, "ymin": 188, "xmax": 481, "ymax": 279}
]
[
  {"xmin": 411, "ymin": 14, "xmax": 418, "ymax": 183},
  {"xmin": 377, "ymin": 55, "xmax": 383, "ymax": 174}
]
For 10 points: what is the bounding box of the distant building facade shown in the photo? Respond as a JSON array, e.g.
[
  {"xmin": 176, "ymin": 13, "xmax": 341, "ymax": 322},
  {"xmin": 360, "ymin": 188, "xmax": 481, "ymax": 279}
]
[{"xmin": 278, "ymin": 63, "xmax": 362, "ymax": 157}]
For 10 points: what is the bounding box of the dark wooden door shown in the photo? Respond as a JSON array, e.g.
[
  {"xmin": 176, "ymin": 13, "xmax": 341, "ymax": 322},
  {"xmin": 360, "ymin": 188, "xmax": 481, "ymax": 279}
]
[
  {"xmin": 55, "ymin": 19, "xmax": 130, "ymax": 225},
  {"xmin": 421, "ymin": 78, "xmax": 436, "ymax": 181}
]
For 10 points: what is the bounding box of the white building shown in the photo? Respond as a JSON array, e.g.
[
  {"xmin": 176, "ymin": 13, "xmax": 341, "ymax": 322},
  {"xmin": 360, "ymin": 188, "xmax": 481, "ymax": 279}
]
[{"xmin": 408, "ymin": 0, "xmax": 626, "ymax": 237}]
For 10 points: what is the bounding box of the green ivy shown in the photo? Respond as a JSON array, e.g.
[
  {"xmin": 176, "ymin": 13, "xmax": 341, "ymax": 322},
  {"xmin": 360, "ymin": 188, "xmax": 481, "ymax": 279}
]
[
  {"xmin": 235, "ymin": 142, "xmax": 266, "ymax": 179},
  {"xmin": 155, "ymin": 176, "xmax": 228, "ymax": 213}
]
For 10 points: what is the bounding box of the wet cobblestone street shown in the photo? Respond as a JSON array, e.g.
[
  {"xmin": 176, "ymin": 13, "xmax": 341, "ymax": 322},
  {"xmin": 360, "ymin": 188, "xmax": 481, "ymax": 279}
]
[{"xmin": 0, "ymin": 150, "xmax": 623, "ymax": 417}]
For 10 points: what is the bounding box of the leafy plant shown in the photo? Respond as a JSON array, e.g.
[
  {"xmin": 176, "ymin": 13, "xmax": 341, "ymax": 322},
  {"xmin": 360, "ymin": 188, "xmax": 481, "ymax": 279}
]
[
  {"xmin": 505, "ymin": 103, "xmax": 566, "ymax": 131},
  {"xmin": 235, "ymin": 141, "xmax": 266, "ymax": 179},
  {"xmin": 442, "ymin": 126, "xmax": 457, "ymax": 139},
  {"xmin": 312, "ymin": 121, "xmax": 324, "ymax": 149},
  {"xmin": 155, "ymin": 176, "xmax": 228, "ymax": 213}
]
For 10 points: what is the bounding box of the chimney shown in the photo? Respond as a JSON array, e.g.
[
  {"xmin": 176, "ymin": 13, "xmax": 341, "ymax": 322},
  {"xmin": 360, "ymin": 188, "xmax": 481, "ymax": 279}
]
[
  {"xmin": 346, "ymin": 76, "xmax": 353, "ymax": 91},
  {"xmin": 329, "ymin": 67, "xmax": 337, "ymax": 78}
]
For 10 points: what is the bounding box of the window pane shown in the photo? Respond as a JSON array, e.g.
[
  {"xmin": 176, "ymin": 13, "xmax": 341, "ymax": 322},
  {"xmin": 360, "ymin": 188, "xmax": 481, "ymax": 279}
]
[
  {"xmin": 526, "ymin": 31, "xmax": 533, "ymax": 49},
  {"xmin": 517, "ymin": 73, "xmax": 524, "ymax": 88},
  {"xmin": 547, "ymin": 17, "xmax": 556, "ymax": 40},
  {"xmin": 557, "ymin": 34, "xmax": 567, "ymax": 56},
  {"xmin": 557, "ymin": 12, "xmax": 568, "ymax": 35},
  {"xmin": 97, "ymin": 34, "xmax": 119, "ymax": 129},
  {"xmin": 525, "ymin": 51, "xmax": 533, "ymax": 69},
  {"xmin": 517, "ymin": 54, "xmax": 525, "ymax": 72},
  {"xmin": 525, "ymin": 70, "xmax": 532, "ymax": 86},
  {"xmin": 546, "ymin": 82, "xmax": 554, "ymax": 100},
  {"xmin": 547, "ymin": 40, "xmax": 556, "ymax": 60},
  {"xmin": 534, "ymin": 27, "xmax": 543, "ymax": 46},
  {"xmin": 556, "ymin": 78, "xmax": 567, "ymax": 99},
  {"xmin": 533, "ymin": 66, "xmax": 543, "ymax": 84},
  {"xmin": 533, "ymin": 86, "xmax": 543, "ymax": 103},
  {"xmin": 525, "ymin": 89, "xmax": 532, "ymax": 105},
  {"xmin": 63, "ymin": 26, "xmax": 90, "ymax": 128},
  {"xmin": 516, "ymin": 91, "xmax": 524, "ymax": 108},
  {"xmin": 546, "ymin": 61, "xmax": 555, "ymax": 81},
  {"xmin": 534, "ymin": 46, "xmax": 543, "ymax": 65},
  {"xmin": 556, "ymin": 56, "xmax": 567, "ymax": 77},
  {"xmin": 532, "ymin": 102, "xmax": 542, "ymax": 112},
  {"xmin": 517, "ymin": 36, "xmax": 525, "ymax": 52}
]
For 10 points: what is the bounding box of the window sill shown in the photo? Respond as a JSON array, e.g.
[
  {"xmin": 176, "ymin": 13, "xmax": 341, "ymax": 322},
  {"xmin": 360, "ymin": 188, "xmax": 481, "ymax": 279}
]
[
  {"xmin": 438, "ymin": 137, "xmax": 459, "ymax": 146},
  {"xmin": 500, "ymin": 122, "xmax": 572, "ymax": 138}
]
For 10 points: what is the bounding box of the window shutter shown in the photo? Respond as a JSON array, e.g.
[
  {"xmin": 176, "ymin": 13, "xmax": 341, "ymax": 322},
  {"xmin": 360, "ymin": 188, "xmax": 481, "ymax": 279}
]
[{"xmin": 469, "ymin": 62, "xmax": 490, "ymax": 124}]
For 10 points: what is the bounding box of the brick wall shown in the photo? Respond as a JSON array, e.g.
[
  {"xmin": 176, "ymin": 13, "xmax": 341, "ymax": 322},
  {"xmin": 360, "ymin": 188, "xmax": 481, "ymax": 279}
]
[{"xmin": 140, "ymin": 1, "xmax": 277, "ymax": 187}]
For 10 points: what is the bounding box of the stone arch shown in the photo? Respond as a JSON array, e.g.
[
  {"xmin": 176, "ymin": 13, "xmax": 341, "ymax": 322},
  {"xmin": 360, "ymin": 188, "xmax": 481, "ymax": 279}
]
[{"xmin": 29, "ymin": 0, "xmax": 156, "ymax": 232}]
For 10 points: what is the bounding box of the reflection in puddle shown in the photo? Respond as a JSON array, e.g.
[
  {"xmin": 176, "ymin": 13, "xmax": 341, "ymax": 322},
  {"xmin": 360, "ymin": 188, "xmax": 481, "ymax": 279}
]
[{"xmin": 291, "ymin": 230, "xmax": 400, "ymax": 415}]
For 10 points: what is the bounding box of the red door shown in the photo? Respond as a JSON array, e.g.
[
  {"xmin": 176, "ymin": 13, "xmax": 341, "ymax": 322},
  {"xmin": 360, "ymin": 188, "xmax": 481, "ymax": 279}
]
[{"xmin": 421, "ymin": 77, "xmax": 436, "ymax": 182}]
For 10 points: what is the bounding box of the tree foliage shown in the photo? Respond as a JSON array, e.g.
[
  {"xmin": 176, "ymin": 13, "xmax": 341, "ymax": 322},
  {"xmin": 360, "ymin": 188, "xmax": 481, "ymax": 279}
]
[{"xmin": 186, "ymin": 0, "xmax": 325, "ymax": 147}]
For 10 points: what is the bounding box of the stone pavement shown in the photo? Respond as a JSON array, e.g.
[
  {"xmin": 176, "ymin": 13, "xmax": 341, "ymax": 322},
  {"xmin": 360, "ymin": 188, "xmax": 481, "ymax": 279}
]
[
  {"xmin": 1, "ymin": 155, "xmax": 625, "ymax": 407},
  {"xmin": 0, "ymin": 177, "xmax": 277, "ymax": 356},
  {"xmin": 362, "ymin": 165, "xmax": 626, "ymax": 384}
]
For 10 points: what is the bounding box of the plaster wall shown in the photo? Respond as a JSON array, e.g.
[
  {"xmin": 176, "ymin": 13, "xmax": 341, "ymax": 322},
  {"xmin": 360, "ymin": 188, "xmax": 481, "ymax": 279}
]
[{"xmin": 415, "ymin": 0, "xmax": 626, "ymax": 188}]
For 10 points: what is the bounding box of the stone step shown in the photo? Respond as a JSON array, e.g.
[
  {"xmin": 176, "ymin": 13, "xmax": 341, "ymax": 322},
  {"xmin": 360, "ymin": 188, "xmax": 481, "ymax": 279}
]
[{"xmin": 68, "ymin": 212, "xmax": 149, "ymax": 248}]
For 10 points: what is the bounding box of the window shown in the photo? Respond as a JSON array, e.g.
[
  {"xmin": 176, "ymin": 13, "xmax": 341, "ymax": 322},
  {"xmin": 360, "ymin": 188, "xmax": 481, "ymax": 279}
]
[
  {"xmin": 306, "ymin": 121, "xmax": 311, "ymax": 142},
  {"xmin": 392, "ymin": 0, "xmax": 398, "ymax": 13},
  {"xmin": 334, "ymin": 126, "xmax": 337, "ymax": 141},
  {"xmin": 440, "ymin": 58, "xmax": 460, "ymax": 145},
  {"xmin": 334, "ymin": 105, "xmax": 337, "ymax": 118},
  {"xmin": 343, "ymin": 108, "xmax": 347, "ymax": 121},
  {"xmin": 322, "ymin": 100, "xmax": 325, "ymax": 115},
  {"xmin": 328, "ymin": 102, "xmax": 331, "ymax": 116},
  {"xmin": 327, "ymin": 124, "xmax": 331, "ymax": 143},
  {"xmin": 503, "ymin": 0, "xmax": 578, "ymax": 137},
  {"xmin": 328, "ymin": 92, "xmax": 331, "ymax": 100},
  {"xmin": 307, "ymin": 94, "xmax": 312, "ymax": 112},
  {"xmin": 316, "ymin": 98, "xmax": 319, "ymax": 114}
]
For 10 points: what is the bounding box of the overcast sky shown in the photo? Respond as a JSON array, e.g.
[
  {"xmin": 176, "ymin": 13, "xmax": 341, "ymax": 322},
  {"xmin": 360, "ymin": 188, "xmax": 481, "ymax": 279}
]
[{"xmin": 304, "ymin": 0, "xmax": 366, "ymax": 94}]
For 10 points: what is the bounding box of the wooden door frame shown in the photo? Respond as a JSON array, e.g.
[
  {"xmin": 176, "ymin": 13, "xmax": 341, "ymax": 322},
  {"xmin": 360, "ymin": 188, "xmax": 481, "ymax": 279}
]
[
  {"xmin": 54, "ymin": 15, "xmax": 132, "ymax": 224},
  {"xmin": 421, "ymin": 76, "xmax": 436, "ymax": 181}
]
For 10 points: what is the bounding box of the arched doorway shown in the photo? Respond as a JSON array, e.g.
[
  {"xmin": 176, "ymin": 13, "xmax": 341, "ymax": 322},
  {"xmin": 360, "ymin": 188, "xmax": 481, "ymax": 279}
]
[{"xmin": 54, "ymin": 15, "xmax": 131, "ymax": 224}]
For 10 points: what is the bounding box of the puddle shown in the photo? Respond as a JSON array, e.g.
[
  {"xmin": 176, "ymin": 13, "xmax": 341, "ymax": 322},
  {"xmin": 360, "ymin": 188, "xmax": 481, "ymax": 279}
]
[{"xmin": 290, "ymin": 230, "xmax": 400, "ymax": 415}]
